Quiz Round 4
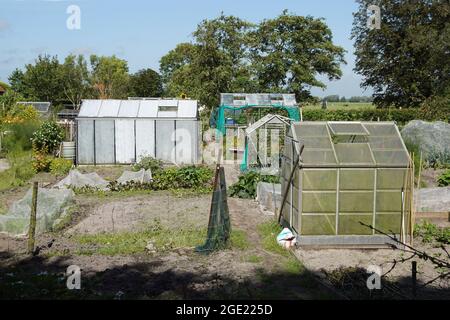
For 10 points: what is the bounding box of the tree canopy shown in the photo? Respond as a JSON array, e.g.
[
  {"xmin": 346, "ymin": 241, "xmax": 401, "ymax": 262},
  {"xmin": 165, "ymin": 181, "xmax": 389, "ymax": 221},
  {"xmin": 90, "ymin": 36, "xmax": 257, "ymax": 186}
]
[
  {"xmin": 352, "ymin": 0, "xmax": 450, "ymax": 108},
  {"xmin": 160, "ymin": 11, "xmax": 346, "ymax": 112},
  {"xmin": 7, "ymin": 54, "xmax": 163, "ymax": 108}
]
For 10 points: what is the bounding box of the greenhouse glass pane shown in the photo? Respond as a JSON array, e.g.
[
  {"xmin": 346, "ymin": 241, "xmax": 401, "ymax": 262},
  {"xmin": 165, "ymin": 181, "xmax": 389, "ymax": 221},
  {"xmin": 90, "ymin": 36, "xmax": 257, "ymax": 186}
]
[
  {"xmin": 328, "ymin": 122, "xmax": 369, "ymax": 136},
  {"xmin": 340, "ymin": 169, "xmax": 374, "ymax": 190},
  {"xmin": 339, "ymin": 192, "xmax": 374, "ymax": 212},
  {"xmin": 94, "ymin": 120, "xmax": 115, "ymax": 164},
  {"xmin": 301, "ymin": 214, "xmax": 335, "ymax": 235},
  {"xmin": 136, "ymin": 120, "xmax": 155, "ymax": 159},
  {"xmin": 302, "ymin": 150, "xmax": 337, "ymax": 165},
  {"xmin": 376, "ymin": 191, "xmax": 402, "ymax": 212},
  {"xmin": 175, "ymin": 121, "xmax": 197, "ymax": 164},
  {"xmin": 294, "ymin": 123, "xmax": 329, "ymax": 137},
  {"xmin": 363, "ymin": 123, "xmax": 397, "ymax": 136},
  {"xmin": 368, "ymin": 136, "xmax": 404, "ymax": 149},
  {"xmin": 338, "ymin": 214, "xmax": 373, "ymax": 235},
  {"xmin": 334, "ymin": 143, "xmax": 375, "ymax": 164},
  {"xmin": 375, "ymin": 213, "xmax": 401, "ymax": 234},
  {"xmin": 302, "ymin": 192, "xmax": 336, "ymax": 213},
  {"xmin": 372, "ymin": 150, "xmax": 409, "ymax": 166},
  {"xmin": 302, "ymin": 137, "xmax": 333, "ymax": 149},
  {"xmin": 77, "ymin": 120, "xmax": 94, "ymax": 164},
  {"xmin": 377, "ymin": 169, "xmax": 406, "ymax": 189},
  {"xmin": 115, "ymin": 120, "xmax": 136, "ymax": 163},
  {"xmin": 156, "ymin": 120, "xmax": 175, "ymax": 162},
  {"xmin": 303, "ymin": 170, "xmax": 337, "ymax": 190}
]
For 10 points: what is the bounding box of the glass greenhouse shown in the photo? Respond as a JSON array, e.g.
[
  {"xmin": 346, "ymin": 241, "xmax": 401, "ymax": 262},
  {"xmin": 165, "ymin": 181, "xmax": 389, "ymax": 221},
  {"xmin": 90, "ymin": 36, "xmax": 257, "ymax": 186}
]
[
  {"xmin": 280, "ymin": 121, "xmax": 414, "ymax": 247},
  {"xmin": 75, "ymin": 99, "xmax": 201, "ymax": 165}
]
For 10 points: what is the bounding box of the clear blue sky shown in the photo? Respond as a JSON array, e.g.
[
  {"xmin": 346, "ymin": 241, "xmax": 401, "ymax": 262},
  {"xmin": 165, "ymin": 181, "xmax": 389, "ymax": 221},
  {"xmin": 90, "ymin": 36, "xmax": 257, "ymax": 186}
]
[{"xmin": 0, "ymin": 0, "xmax": 373, "ymax": 98}]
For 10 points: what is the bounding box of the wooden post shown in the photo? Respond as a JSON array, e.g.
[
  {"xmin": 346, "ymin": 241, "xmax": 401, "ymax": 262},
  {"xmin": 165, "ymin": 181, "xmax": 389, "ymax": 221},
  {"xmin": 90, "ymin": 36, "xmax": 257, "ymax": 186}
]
[
  {"xmin": 27, "ymin": 182, "xmax": 38, "ymax": 255},
  {"xmin": 412, "ymin": 261, "xmax": 417, "ymax": 298}
]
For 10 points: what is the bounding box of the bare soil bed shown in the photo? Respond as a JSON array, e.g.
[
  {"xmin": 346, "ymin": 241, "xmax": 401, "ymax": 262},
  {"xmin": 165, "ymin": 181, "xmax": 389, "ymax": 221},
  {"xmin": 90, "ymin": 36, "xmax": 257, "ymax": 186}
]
[{"xmin": 0, "ymin": 190, "xmax": 331, "ymax": 300}]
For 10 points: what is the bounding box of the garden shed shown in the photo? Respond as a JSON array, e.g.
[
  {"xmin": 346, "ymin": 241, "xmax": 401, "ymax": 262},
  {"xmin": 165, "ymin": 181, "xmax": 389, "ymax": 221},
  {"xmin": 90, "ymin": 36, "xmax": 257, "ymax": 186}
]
[
  {"xmin": 280, "ymin": 121, "xmax": 414, "ymax": 247},
  {"xmin": 75, "ymin": 99, "xmax": 201, "ymax": 165}
]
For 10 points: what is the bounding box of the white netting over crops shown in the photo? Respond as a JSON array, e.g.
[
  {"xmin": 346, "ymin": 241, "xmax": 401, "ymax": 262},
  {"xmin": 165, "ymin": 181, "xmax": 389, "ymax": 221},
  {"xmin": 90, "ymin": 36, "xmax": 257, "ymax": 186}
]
[
  {"xmin": 0, "ymin": 188, "xmax": 74, "ymax": 236},
  {"xmin": 401, "ymin": 121, "xmax": 450, "ymax": 164},
  {"xmin": 54, "ymin": 169, "xmax": 109, "ymax": 190},
  {"xmin": 117, "ymin": 169, "xmax": 152, "ymax": 184}
]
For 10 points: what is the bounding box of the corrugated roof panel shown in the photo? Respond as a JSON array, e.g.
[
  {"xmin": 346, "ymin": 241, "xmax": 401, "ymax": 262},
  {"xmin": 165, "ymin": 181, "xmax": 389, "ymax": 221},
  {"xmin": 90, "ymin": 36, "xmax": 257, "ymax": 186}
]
[
  {"xmin": 177, "ymin": 100, "xmax": 198, "ymax": 118},
  {"xmin": 138, "ymin": 100, "xmax": 159, "ymax": 117},
  {"xmin": 78, "ymin": 100, "xmax": 102, "ymax": 117},
  {"xmin": 97, "ymin": 100, "xmax": 120, "ymax": 117},
  {"xmin": 118, "ymin": 100, "xmax": 139, "ymax": 117}
]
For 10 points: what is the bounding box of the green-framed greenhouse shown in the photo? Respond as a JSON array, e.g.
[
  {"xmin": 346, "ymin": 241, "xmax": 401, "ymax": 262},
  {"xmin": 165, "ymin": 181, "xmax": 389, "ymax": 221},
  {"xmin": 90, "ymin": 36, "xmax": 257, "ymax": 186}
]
[{"xmin": 280, "ymin": 121, "xmax": 414, "ymax": 247}]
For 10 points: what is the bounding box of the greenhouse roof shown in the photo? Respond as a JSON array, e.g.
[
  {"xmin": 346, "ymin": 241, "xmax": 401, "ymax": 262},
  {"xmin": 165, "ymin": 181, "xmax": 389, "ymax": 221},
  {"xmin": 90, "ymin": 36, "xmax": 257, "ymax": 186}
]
[
  {"xmin": 246, "ymin": 114, "xmax": 291, "ymax": 135},
  {"xmin": 291, "ymin": 121, "xmax": 410, "ymax": 167},
  {"xmin": 220, "ymin": 93, "xmax": 297, "ymax": 107},
  {"xmin": 77, "ymin": 99, "xmax": 198, "ymax": 119},
  {"xmin": 17, "ymin": 101, "xmax": 51, "ymax": 114}
]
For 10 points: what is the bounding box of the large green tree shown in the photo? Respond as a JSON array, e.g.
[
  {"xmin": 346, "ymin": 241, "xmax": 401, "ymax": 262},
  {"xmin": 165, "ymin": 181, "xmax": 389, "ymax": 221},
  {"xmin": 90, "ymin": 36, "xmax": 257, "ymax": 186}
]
[
  {"xmin": 129, "ymin": 68, "xmax": 163, "ymax": 97},
  {"xmin": 8, "ymin": 55, "xmax": 64, "ymax": 104},
  {"xmin": 160, "ymin": 14, "xmax": 256, "ymax": 111},
  {"xmin": 250, "ymin": 11, "xmax": 346, "ymax": 101},
  {"xmin": 60, "ymin": 55, "xmax": 91, "ymax": 109},
  {"xmin": 352, "ymin": 0, "xmax": 450, "ymax": 108},
  {"xmin": 89, "ymin": 55, "xmax": 129, "ymax": 99},
  {"xmin": 160, "ymin": 12, "xmax": 345, "ymax": 111}
]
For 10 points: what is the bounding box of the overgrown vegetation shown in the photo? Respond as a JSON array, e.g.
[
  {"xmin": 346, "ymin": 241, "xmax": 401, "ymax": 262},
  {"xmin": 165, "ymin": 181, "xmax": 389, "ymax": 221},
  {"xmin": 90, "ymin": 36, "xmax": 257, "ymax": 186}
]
[
  {"xmin": 414, "ymin": 221, "xmax": 450, "ymax": 245},
  {"xmin": 437, "ymin": 170, "xmax": 450, "ymax": 187},
  {"xmin": 49, "ymin": 158, "xmax": 73, "ymax": 176},
  {"xmin": 105, "ymin": 165, "xmax": 214, "ymax": 193},
  {"xmin": 229, "ymin": 171, "xmax": 280, "ymax": 199},
  {"xmin": 132, "ymin": 155, "xmax": 163, "ymax": 174},
  {"xmin": 73, "ymin": 219, "xmax": 248, "ymax": 256},
  {"xmin": 0, "ymin": 150, "xmax": 34, "ymax": 191},
  {"xmin": 32, "ymin": 121, "xmax": 64, "ymax": 154}
]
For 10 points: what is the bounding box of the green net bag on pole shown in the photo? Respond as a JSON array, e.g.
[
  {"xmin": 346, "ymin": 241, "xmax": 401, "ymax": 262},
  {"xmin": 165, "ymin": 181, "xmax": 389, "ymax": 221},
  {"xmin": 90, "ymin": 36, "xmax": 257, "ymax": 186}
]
[{"xmin": 196, "ymin": 165, "xmax": 231, "ymax": 254}]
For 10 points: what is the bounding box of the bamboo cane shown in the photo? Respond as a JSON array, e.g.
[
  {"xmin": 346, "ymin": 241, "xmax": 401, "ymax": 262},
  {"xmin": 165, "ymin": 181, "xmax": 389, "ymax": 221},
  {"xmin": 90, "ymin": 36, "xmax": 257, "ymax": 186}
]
[{"xmin": 27, "ymin": 182, "xmax": 38, "ymax": 255}]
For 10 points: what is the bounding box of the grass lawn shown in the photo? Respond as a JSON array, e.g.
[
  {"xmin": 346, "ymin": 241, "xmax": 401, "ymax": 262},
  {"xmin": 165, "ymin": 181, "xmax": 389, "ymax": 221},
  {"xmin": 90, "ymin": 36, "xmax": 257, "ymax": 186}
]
[{"xmin": 303, "ymin": 102, "xmax": 375, "ymax": 110}]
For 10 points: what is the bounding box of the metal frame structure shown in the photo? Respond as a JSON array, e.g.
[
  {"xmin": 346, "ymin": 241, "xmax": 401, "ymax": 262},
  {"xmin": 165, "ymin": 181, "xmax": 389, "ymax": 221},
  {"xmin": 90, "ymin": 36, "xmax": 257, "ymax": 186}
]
[
  {"xmin": 75, "ymin": 99, "xmax": 201, "ymax": 165},
  {"xmin": 280, "ymin": 121, "xmax": 414, "ymax": 247}
]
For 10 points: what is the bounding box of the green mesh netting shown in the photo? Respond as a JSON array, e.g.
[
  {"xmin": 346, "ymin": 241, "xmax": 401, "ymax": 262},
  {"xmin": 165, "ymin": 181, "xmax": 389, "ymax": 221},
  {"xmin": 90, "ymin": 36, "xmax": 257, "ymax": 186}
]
[
  {"xmin": 195, "ymin": 166, "xmax": 231, "ymax": 254},
  {"xmin": 215, "ymin": 105, "xmax": 300, "ymax": 137}
]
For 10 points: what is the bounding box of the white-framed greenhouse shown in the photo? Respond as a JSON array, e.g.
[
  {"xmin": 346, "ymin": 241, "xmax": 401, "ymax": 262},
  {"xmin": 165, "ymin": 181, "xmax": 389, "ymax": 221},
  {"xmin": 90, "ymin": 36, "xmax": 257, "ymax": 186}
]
[
  {"xmin": 75, "ymin": 99, "xmax": 201, "ymax": 165},
  {"xmin": 280, "ymin": 121, "xmax": 415, "ymax": 247}
]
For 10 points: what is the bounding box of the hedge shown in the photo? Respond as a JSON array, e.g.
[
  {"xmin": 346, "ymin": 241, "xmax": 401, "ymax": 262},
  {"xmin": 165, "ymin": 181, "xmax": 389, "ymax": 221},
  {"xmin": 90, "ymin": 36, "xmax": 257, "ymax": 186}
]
[{"xmin": 302, "ymin": 108, "xmax": 447, "ymax": 124}]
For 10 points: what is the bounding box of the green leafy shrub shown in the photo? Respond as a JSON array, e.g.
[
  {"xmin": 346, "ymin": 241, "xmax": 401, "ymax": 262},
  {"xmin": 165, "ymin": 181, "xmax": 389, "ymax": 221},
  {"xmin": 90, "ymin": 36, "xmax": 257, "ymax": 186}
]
[
  {"xmin": 106, "ymin": 165, "xmax": 214, "ymax": 192},
  {"xmin": 32, "ymin": 121, "xmax": 64, "ymax": 154},
  {"xmin": 1, "ymin": 121, "xmax": 41, "ymax": 153},
  {"xmin": 50, "ymin": 158, "xmax": 73, "ymax": 176},
  {"xmin": 414, "ymin": 221, "xmax": 450, "ymax": 245},
  {"xmin": 132, "ymin": 155, "xmax": 163, "ymax": 173},
  {"xmin": 229, "ymin": 171, "xmax": 280, "ymax": 199},
  {"xmin": 437, "ymin": 169, "xmax": 450, "ymax": 187}
]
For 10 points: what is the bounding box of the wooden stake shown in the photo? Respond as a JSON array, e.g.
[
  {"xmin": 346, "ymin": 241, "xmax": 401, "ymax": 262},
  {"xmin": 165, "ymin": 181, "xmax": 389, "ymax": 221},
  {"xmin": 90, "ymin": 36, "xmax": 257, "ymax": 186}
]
[
  {"xmin": 27, "ymin": 182, "xmax": 38, "ymax": 255},
  {"xmin": 411, "ymin": 261, "xmax": 417, "ymax": 298}
]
